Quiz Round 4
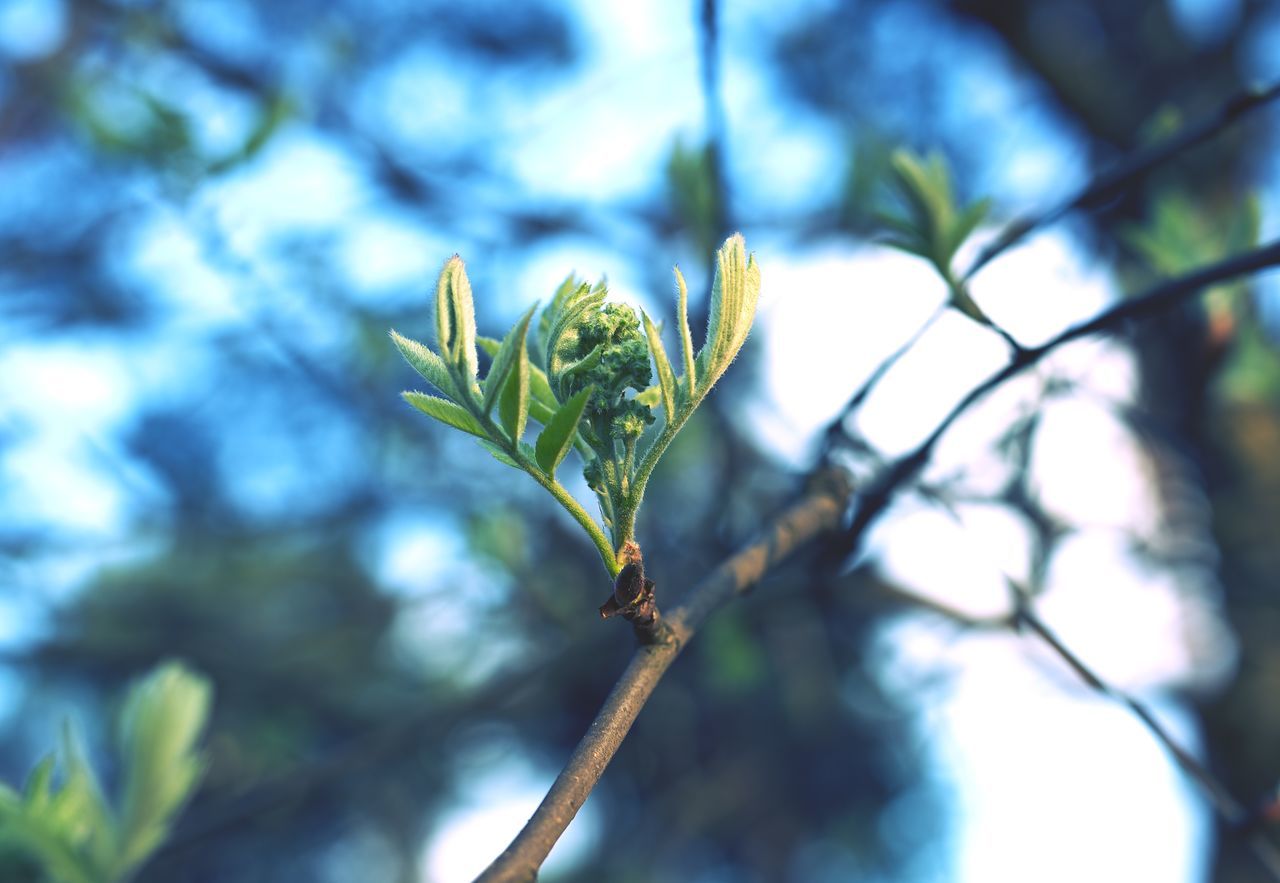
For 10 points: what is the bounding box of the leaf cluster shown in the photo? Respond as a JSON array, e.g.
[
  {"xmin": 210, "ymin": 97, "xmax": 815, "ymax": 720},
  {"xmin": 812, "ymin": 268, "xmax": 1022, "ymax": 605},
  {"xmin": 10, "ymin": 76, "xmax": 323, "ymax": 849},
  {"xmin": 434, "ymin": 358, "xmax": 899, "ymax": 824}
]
[
  {"xmin": 0, "ymin": 662, "xmax": 212, "ymax": 883},
  {"xmin": 877, "ymin": 149, "xmax": 996, "ymax": 328},
  {"xmin": 393, "ymin": 235, "xmax": 760, "ymax": 576}
]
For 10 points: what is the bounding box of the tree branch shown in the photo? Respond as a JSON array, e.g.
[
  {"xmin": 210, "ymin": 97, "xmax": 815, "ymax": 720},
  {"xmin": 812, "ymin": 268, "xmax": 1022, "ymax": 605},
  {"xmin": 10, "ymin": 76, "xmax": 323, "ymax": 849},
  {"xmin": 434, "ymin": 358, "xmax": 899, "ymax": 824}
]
[
  {"xmin": 474, "ymin": 470, "xmax": 853, "ymax": 883},
  {"xmin": 962, "ymin": 80, "xmax": 1280, "ymax": 280},
  {"xmin": 829, "ymin": 237, "xmax": 1280, "ymax": 565},
  {"xmin": 871, "ymin": 582, "xmax": 1280, "ymax": 879}
]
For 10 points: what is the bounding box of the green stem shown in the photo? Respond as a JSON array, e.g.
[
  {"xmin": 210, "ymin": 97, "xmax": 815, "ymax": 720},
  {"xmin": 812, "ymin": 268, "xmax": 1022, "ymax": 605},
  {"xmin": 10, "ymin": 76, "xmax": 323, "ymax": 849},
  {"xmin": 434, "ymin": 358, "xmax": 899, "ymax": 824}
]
[
  {"xmin": 529, "ymin": 468, "xmax": 619, "ymax": 577},
  {"xmin": 478, "ymin": 411, "xmax": 620, "ymax": 577},
  {"xmin": 615, "ymin": 408, "xmax": 689, "ymax": 546}
]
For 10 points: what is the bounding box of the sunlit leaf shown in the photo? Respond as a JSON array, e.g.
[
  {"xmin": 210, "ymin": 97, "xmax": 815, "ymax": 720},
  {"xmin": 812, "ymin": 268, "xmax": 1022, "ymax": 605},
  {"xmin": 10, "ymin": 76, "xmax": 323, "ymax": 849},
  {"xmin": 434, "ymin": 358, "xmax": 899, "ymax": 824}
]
[
  {"xmin": 535, "ymin": 387, "xmax": 592, "ymax": 476},
  {"xmin": 498, "ymin": 336, "xmax": 531, "ymax": 441},
  {"xmin": 674, "ymin": 266, "xmax": 696, "ymax": 392},
  {"xmin": 390, "ymin": 330, "xmax": 459, "ymax": 400},
  {"xmin": 482, "ymin": 303, "xmax": 537, "ymax": 415},
  {"xmin": 641, "ymin": 310, "xmax": 677, "ymax": 421},
  {"xmin": 113, "ymin": 661, "xmax": 212, "ymax": 877},
  {"xmin": 402, "ymin": 392, "xmax": 487, "ymax": 438}
]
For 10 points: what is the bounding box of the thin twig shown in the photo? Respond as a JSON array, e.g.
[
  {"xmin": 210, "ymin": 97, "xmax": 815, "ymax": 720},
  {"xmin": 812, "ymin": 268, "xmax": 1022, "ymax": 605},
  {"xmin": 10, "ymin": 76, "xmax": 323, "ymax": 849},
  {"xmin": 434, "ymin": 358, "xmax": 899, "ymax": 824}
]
[
  {"xmin": 820, "ymin": 303, "xmax": 946, "ymax": 462},
  {"xmin": 830, "ymin": 237, "xmax": 1280, "ymax": 565},
  {"xmin": 699, "ymin": 0, "xmax": 730, "ymax": 244},
  {"xmin": 870, "ymin": 583, "xmax": 1280, "ymax": 880},
  {"xmin": 1013, "ymin": 609, "xmax": 1280, "ymax": 880},
  {"xmin": 474, "ymin": 470, "xmax": 853, "ymax": 883},
  {"xmin": 962, "ymin": 81, "xmax": 1280, "ymax": 280}
]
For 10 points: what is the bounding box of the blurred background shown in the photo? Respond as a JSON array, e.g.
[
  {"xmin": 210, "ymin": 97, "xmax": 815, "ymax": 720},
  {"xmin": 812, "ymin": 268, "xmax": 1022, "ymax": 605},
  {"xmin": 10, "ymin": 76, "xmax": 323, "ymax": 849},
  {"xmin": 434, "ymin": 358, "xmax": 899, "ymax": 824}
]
[{"xmin": 2, "ymin": 0, "xmax": 1280, "ymax": 880}]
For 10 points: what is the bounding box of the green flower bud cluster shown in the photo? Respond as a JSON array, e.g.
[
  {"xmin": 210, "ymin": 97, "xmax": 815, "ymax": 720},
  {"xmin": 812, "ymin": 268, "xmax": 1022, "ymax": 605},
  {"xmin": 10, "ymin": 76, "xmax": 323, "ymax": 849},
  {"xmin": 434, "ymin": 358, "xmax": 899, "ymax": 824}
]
[
  {"xmin": 561, "ymin": 303, "xmax": 654, "ymax": 443},
  {"xmin": 394, "ymin": 234, "xmax": 759, "ymax": 575}
]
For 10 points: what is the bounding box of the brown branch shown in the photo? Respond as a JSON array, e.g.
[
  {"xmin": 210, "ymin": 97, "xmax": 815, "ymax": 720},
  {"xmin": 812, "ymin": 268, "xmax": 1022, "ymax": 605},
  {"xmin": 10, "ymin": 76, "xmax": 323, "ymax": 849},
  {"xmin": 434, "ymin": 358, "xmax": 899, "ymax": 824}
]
[
  {"xmin": 962, "ymin": 81, "xmax": 1280, "ymax": 280},
  {"xmin": 830, "ymin": 237, "xmax": 1280, "ymax": 565},
  {"xmin": 474, "ymin": 470, "xmax": 854, "ymax": 883},
  {"xmin": 478, "ymin": 194, "xmax": 1280, "ymax": 883}
]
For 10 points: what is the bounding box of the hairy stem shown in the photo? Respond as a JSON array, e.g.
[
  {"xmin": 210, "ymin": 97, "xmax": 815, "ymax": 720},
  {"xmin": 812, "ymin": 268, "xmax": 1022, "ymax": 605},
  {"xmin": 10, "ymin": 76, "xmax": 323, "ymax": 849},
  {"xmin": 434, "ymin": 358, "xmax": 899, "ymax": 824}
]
[{"xmin": 481, "ymin": 410, "xmax": 620, "ymax": 577}]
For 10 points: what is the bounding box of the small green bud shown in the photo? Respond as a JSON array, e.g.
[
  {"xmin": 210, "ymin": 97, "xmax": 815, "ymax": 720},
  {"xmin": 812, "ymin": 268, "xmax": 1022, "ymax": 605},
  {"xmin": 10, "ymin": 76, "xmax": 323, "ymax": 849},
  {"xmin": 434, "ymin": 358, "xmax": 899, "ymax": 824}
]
[{"xmin": 611, "ymin": 402, "xmax": 651, "ymax": 440}]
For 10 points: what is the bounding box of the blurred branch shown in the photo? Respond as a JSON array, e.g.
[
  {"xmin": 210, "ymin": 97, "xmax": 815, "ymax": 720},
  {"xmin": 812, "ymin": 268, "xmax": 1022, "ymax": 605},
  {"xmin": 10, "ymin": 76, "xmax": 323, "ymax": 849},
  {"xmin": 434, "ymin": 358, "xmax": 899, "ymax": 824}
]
[
  {"xmin": 828, "ymin": 236, "xmax": 1280, "ymax": 564},
  {"xmin": 698, "ymin": 0, "xmax": 730, "ymax": 243},
  {"xmin": 820, "ymin": 302, "xmax": 946, "ymax": 462},
  {"xmin": 474, "ymin": 470, "xmax": 853, "ymax": 883},
  {"xmin": 963, "ymin": 80, "xmax": 1280, "ymax": 280},
  {"xmin": 875, "ymin": 581, "xmax": 1280, "ymax": 879}
]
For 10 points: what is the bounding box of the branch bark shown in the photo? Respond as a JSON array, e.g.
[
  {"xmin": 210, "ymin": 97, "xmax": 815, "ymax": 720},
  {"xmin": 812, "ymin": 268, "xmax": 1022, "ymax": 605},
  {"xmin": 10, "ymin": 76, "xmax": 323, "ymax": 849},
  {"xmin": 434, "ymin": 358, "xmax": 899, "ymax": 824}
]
[{"xmin": 474, "ymin": 470, "xmax": 853, "ymax": 883}]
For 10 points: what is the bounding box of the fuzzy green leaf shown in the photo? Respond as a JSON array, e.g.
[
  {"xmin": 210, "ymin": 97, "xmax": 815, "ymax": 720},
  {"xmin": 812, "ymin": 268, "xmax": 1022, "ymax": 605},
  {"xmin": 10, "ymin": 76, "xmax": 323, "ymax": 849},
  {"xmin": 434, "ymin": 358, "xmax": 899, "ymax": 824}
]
[
  {"xmin": 402, "ymin": 392, "xmax": 488, "ymax": 438},
  {"xmin": 641, "ymin": 310, "xmax": 677, "ymax": 421},
  {"xmin": 390, "ymin": 330, "xmax": 459, "ymax": 400},
  {"xmin": 481, "ymin": 336, "xmax": 559, "ymax": 412},
  {"xmin": 478, "ymin": 439, "xmax": 520, "ymax": 468},
  {"xmin": 674, "ymin": 266, "xmax": 697, "ymax": 392},
  {"xmin": 694, "ymin": 234, "xmax": 761, "ymax": 400},
  {"xmin": 536, "ymin": 275, "xmax": 583, "ymax": 369},
  {"xmin": 482, "ymin": 303, "xmax": 537, "ymax": 415},
  {"xmin": 535, "ymin": 387, "xmax": 592, "ymax": 476},
  {"xmin": 437, "ymin": 255, "xmax": 479, "ymax": 382},
  {"xmin": 113, "ymin": 662, "xmax": 212, "ymax": 878},
  {"xmin": 498, "ymin": 336, "xmax": 531, "ymax": 441},
  {"xmin": 546, "ymin": 289, "xmax": 608, "ymax": 390}
]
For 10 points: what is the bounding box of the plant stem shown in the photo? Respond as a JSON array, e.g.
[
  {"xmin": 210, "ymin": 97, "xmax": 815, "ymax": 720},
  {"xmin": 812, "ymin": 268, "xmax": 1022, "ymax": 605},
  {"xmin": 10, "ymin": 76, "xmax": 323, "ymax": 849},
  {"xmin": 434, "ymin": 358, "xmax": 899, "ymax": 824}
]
[
  {"xmin": 527, "ymin": 465, "xmax": 619, "ymax": 577},
  {"xmin": 474, "ymin": 470, "xmax": 853, "ymax": 883},
  {"xmin": 617, "ymin": 411, "xmax": 686, "ymax": 545},
  {"xmin": 480, "ymin": 411, "xmax": 620, "ymax": 577}
]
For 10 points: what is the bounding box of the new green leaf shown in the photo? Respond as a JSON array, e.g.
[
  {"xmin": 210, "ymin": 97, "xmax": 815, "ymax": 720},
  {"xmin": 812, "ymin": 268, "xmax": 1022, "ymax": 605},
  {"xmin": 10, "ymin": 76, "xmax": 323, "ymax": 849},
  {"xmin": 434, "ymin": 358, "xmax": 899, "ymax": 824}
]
[
  {"xmin": 693, "ymin": 233, "xmax": 760, "ymax": 400},
  {"xmin": 113, "ymin": 662, "xmax": 212, "ymax": 877},
  {"xmin": 641, "ymin": 310, "xmax": 677, "ymax": 421},
  {"xmin": 390, "ymin": 330, "xmax": 459, "ymax": 401},
  {"xmin": 437, "ymin": 255, "xmax": 479, "ymax": 383},
  {"xmin": 402, "ymin": 392, "xmax": 487, "ymax": 438},
  {"xmin": 535, "ymin": 387, "xmax": 592, "ymax": 476},
  {"xmin": 498, "ymin": 339, "xmax": 531, "ymax": 441},
  {"xmin": 482, "ymin": 303, "xmax": 537, "ymax": 415}
]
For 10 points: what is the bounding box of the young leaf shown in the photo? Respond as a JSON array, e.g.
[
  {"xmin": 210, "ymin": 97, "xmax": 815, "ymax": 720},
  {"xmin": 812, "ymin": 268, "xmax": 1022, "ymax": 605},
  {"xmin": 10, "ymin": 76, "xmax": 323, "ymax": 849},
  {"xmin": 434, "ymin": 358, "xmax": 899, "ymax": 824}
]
[
  {"xmin": 546, "ymin": 288, "xmax": 608, "ymax": 388},
  {"xmin": 536, "ymin": 275, "xmax": 583, "ymax": 368},
  {"xmin": 435, "ymin": 257, "xmax": 456, "ymax": 356},
  {"xmin": 478, "ymin": 439, "xmax": 520, "ymax": 468},
  {"xmin": 947, "ymin": 197, "xmax": 991, "ymax": 263},
  {"xmin": 528, "ymin": 362, "xmax": 559, "ymax": 411},
  {"xmin": 641, "ymin": 310, "xmax": 677, "ymax": 421},
  {"xmin": 694, "ymin": 234, "xmax": 761, "ymax": 400},
  {"xmin": 498, "ymin": 337, "xmax": 531, "ymax": 441},
  {"xmin": 535, "ymin": 387, "xmax": 592, "ymax": 476},
  {"xmin": 674, "ymin": 266, "xmax": 696, "ymax": 391},
  {"xmin": 402, "ymin": 391, "xmax": 488, "ymax": 438},
  {"xmin": 390, "ymin": 330, "xmax": 459, "ymax": 401},
  {"xmin": 482, "ymin": 303, "xmax": 537, "ymax": 415},
  {"xmin": 438, "ymin": 255, "xmax": 479, "ymax": 382},
  {"xmin": 481, "ymin": 336, "xmax": 559, "ymax": 411},
  {"xmin": 113, "ymin": 662, "xmax": 212, "ymax": 878}
]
